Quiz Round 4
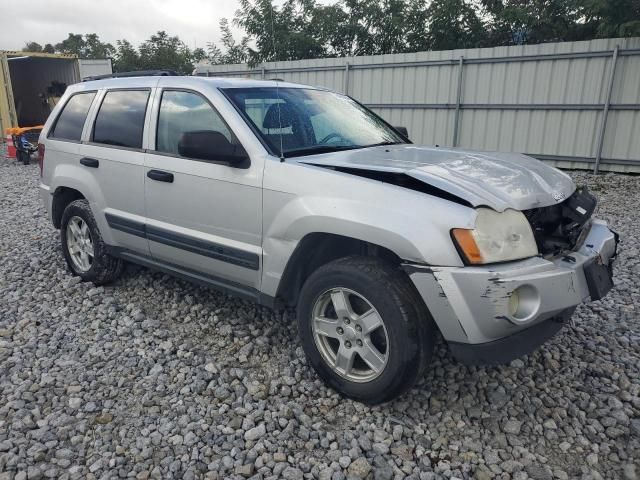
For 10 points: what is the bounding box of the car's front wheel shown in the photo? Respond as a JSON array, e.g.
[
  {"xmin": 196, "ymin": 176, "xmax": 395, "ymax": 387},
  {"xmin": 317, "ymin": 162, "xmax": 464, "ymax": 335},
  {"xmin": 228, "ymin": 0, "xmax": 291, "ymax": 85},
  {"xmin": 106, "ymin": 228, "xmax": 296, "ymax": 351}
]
[
  {"xmin": 60, "ymin": 199, "xmax": 123, "ymax": 285},
  {"xmin": 297, "ymin": 256, "xmax": 435, "ymax": 404}
]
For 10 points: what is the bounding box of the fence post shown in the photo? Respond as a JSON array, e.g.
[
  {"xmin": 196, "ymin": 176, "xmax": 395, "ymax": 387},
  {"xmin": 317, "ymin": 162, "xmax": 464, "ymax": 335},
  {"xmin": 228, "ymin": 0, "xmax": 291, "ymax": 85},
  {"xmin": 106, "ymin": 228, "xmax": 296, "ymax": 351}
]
[
  {"xmin": 261, "ymin": 67, "xmax": 266, "ymax": 80},
  {"xmin": 452, "ymin": 56, "xmax": 464, "ymax": 147},
  {"xmin": 344, "ymin": 62, "xmax": 350, "ymax": 95},
  {"xmin": 594, "ymin": 46, "xmax": 619, "ymax": 174}
]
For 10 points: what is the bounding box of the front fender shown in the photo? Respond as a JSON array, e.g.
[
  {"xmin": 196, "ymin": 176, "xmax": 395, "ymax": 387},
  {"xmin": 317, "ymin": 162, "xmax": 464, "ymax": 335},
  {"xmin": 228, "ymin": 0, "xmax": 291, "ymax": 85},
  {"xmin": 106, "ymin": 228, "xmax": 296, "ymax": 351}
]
[{"xmin": 261, "ymin": 191, "xmax": 473, "ymax": 297}]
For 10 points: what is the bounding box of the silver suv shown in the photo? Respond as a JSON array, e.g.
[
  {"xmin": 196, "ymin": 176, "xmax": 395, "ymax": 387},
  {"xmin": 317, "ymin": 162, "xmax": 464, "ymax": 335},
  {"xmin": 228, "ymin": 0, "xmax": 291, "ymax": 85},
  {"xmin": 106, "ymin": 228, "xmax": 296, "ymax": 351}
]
[{"xmin": 39, "ymin": 75, "xmax": 618, "ymax": 403}]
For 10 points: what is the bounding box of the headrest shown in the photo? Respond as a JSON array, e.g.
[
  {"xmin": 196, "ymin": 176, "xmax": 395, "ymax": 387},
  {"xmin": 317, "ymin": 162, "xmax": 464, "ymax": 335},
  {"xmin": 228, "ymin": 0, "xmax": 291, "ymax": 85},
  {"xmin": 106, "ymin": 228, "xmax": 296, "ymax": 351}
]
[{"xmin": 263, "ymin": 103, "xmax": 295, "ymax": 129}]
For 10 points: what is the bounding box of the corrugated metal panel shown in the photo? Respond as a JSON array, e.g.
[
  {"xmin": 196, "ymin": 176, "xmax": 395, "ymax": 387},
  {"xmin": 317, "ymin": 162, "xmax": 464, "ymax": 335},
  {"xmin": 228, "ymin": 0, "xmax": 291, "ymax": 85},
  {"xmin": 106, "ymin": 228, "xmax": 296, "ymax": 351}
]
[{"xmin": 195, "ymin": 37, "xmax": 640, "ymax": 172}]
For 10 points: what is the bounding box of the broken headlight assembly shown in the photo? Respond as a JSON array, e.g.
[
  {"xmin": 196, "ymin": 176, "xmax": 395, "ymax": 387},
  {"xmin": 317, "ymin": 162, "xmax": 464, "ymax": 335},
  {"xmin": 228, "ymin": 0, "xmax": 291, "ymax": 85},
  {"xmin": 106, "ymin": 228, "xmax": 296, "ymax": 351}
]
[
  {"xmin": 452, "ymin": 208, "xmax": 538, "ymax": 265},
  {"xmin": 523, "ymin": 187, "xmax": 597, "ymax": 255}
]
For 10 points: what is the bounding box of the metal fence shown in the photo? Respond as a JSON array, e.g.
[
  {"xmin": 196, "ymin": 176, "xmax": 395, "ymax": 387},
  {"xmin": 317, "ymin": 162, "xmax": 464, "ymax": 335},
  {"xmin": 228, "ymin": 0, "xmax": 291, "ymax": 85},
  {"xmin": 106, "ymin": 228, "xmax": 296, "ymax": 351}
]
[{"xmin": 195, "ymin": 37, "xmax": 640, "ymax": 173}]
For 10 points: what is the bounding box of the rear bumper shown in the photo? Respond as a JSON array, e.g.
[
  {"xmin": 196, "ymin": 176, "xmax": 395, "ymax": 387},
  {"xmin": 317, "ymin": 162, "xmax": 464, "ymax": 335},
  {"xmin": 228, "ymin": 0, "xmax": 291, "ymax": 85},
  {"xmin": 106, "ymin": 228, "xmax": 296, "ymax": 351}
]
[
  {"xmin": 406, "ymin": 219, "xmax": 618, "ymax": 363},
  {"xmin": 39, "ymin": 183, "xmax": 52, "ymax": 220}
]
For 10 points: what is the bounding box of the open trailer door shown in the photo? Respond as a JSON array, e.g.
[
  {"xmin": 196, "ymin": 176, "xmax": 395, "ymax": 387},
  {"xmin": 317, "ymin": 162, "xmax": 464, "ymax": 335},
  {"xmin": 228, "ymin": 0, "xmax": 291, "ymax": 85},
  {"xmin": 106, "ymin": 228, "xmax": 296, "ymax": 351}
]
[{"xmin": 0, "ymin": 52, "xmax": 18, "ymax": 136}]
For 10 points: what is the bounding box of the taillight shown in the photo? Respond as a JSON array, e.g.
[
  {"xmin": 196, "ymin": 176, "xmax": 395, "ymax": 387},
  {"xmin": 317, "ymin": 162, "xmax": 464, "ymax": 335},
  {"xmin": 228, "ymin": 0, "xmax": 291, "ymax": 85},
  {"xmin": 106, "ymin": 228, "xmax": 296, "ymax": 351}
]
[{"xmin": 38, "ymin": 144, "xmax": 45, "ymax": 177}]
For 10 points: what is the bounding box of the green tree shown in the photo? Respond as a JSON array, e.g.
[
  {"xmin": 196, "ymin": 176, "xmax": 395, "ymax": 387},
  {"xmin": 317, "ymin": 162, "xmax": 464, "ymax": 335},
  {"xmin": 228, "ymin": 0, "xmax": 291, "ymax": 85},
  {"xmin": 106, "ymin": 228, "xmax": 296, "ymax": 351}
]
[
  {"xmin": 137, "ymin": 31, "xmax": 194, "ymax": 74},
  {"xmin": 579, "ymin": 0, "xmax": 640, "ymax": 37},
  {"xmin": 55, "ymin": 33, "xmax": 114, "ymax": 58},
  {"xmin": 482, "ymin": 0, "xmax": 580, "ymax": 44},
  {"xmin": 192, "ymin": 47, "xmax": 208, "ymax": 64},
  {"xmin": 235, "ymin": 0, "xmax": 329, "ymax": 64},
  {"xmin": 207, "ymin": 18, "xmax": 250, "ymax": 64},
  {"xmin": 423, "ymin": 0, "xmax": 488, "ymax": 50},
  {"xmin": 23, "ymin": 41, "xmax": 43, "ymax": 52},
  {"xmin": 27, "ymin": 0, "xmax": 640, "ymax": 72},
  {"xmin": 84, "ymin": 33, "xmax": 115, "ymax": 58},
  {"xmin": 43, "ymin": 44, "xmax": 55, "ymax": 54},
  {"xmin": 338, "ymin": 0, "xmax": 411, "ymax": 55},
  {"xmin": 112, "ymin": 39, "xmax": 141, "ymax": 72},
  {"xmin": 55, "ymin": 33, "xmax": 85, "ymax": 55},
  {"xmin": 307, "ymin": 3, "xmax": 356, "ymax": 56},
  {"xmin": 231, "ymin": 0, "xmax": 487, "ymax": 60}
]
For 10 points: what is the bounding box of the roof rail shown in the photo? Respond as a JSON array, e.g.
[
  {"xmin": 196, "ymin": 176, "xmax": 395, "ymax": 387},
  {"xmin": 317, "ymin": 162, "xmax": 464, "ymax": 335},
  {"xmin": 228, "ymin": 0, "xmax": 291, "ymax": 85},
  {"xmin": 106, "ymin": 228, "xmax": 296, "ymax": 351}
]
[{"xmin": 82, "ymin": 70, "xmax": 180, "ymax": 81}]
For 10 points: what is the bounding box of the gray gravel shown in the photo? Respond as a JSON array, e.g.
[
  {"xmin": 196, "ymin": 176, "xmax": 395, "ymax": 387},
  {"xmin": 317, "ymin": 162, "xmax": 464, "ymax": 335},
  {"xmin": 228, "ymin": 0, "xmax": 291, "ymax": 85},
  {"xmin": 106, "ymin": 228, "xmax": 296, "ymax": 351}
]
[{"xmin": 1, "ymin": 153, "xmax": 639, "ymax": 480}]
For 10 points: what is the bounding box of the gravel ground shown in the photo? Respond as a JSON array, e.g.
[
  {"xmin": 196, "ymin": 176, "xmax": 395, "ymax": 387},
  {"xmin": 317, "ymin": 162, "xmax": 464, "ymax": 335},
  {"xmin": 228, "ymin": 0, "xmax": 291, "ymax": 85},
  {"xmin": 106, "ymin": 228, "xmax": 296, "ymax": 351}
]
[{"xmin": 0, "ymin": 151, "xmax": 639, "ymax": 480}]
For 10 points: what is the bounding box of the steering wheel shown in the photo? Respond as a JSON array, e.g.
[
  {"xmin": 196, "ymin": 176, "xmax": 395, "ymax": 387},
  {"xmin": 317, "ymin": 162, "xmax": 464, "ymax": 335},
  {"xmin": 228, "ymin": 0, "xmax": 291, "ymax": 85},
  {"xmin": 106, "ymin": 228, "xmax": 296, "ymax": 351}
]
[{"xmin": 318, "ymin": 132, "xmax": 347, "ymax": 145}]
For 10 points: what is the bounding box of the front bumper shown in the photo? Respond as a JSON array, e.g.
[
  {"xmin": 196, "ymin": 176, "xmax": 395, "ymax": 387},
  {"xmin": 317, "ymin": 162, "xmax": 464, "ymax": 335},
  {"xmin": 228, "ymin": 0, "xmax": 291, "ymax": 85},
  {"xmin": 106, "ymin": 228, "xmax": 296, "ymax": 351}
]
[
  {"xmin": 448, "ymin": 307, "xmax": 575, "ymax": 365},
  {"xmin": 406, "ymin": 219, "xmax": 618, "ymax": 364}
]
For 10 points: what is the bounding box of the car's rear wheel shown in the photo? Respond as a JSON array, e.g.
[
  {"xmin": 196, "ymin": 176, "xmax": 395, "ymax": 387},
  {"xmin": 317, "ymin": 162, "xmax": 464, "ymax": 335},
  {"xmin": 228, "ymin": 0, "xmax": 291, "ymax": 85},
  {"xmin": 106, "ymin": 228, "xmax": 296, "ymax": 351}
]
[
  {"xmin": 66, "ymin": 215, "xmax": 94, "ymax": 272},
  {"xmin": 297, "ymin": 255, "xmax": 435, "ymax": 404},
  {"xmin": 60, "ymin": 199, "xmax": 123, "ymax": 285}
]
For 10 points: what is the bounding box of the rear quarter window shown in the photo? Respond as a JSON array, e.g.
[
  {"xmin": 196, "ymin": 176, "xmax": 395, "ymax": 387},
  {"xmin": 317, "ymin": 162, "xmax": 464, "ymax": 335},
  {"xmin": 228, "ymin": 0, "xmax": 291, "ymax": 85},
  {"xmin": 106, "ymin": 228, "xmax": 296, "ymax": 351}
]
[
  {"xmin": 49, "ymin": 92, "xmax": 96, "ymax": 141},
  {"xmin": 92, "ymin": 90, "xmax": 150, "ymax": 149}
]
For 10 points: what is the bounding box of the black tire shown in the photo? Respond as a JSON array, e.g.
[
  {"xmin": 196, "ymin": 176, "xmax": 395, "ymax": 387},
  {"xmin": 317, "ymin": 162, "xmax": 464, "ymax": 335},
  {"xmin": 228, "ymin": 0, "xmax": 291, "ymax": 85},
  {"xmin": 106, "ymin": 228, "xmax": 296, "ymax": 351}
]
[
  {"xmin": 60, "ymin": 199, "xmax": 123, "ymax": 285},
  {"xmin": 297, "ymin": 255, "xmax": 435, "ymax": 404}
]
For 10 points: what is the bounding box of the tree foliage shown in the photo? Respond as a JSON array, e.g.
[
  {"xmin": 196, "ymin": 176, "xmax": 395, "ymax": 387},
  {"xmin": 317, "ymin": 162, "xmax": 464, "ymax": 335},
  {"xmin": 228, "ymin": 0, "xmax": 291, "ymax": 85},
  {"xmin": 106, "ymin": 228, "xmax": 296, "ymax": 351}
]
[
  {"xmin": 135, "ymin": 31, "xmax": 194, "ymax": 73},
  {"xmin": 22, "ymin": 42, "xmax": 57, "ymax": 54},
  {"xmin": 112, "ymin": 40, "xmax": 140, "ymax": 72},
  {"xmin": 55, "ymin": 33, "xmax": 115, "ymax": 58},
  {"xmin": 206, "ymin": 19, "xmax": 250, "ymax": 64},
  {"xmin": 228, "ymin": 0, "xmax": 640, "ymax": 65},
  {"xmin": 23, "ymin": 42, "xmax": 43, "ymax": 52},
  {"xmin": 21, "ymin": 0, "xmax": 640, "ymax": 72}
]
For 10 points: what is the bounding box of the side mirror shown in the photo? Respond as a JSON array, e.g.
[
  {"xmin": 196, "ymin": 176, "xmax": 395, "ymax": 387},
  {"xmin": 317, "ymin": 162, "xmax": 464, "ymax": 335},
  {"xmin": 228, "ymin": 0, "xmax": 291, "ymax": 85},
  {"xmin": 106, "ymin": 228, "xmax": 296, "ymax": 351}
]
[
  {"xmin": 394, "ymin": 126, "xmax": 409, "ymax": 139},
  {"xmin": 178, "ymin": 130, "xmax": 249, "ymax": 167}
]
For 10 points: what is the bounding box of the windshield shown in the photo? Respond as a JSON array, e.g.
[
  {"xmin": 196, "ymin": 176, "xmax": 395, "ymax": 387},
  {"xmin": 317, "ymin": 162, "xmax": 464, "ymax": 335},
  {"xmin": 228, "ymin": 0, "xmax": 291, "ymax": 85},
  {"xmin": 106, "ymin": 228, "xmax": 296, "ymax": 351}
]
[{"xmin": 222, "ymin": 87, "xmax": 407, "ymax": 158}]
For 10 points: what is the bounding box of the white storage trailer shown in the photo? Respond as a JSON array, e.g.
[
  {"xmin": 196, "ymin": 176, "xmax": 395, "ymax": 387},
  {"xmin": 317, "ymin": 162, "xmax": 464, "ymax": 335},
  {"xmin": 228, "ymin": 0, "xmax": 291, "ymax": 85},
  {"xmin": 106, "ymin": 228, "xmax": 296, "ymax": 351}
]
[
  {"xmin": 0, "ymin": 52, "xmax": 112, "ymax": 135},
  {"xmin": 78, "ymin": 58, "xmax": 113, "ymax": 80}
]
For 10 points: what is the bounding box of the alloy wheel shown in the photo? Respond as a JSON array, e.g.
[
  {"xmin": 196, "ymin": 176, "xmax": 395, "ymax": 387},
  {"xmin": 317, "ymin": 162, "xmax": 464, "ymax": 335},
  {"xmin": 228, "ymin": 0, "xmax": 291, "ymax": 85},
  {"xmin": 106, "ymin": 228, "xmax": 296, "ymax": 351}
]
[
  {"xmin": 66, "ymin": 216, "xmax": 94, "ymax": 272},
  {"xmin": 311, "ymin": 287, "xmax": 389, "ymax": 383}
]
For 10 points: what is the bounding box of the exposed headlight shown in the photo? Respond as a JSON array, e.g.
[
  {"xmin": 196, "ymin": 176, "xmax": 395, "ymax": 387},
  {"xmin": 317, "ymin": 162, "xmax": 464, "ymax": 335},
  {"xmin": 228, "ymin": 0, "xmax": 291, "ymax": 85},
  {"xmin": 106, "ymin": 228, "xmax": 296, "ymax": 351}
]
[{"xmin": 452, "ymin": 208, "xmax": 538, "ymax": 264}]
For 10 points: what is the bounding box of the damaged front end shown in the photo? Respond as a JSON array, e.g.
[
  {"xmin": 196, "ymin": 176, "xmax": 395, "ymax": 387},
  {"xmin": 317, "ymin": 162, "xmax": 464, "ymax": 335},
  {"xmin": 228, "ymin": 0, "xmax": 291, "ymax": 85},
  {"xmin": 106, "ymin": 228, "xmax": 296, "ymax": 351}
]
[
  {"xmin": 406, "ymin": 218, "xmax": 618, "ymax": 364},
  {"xmin": 524, "ymin": 187, "xmax": 597, "ymax": 257},
  {"xmin": 404, "ymin": 186, "xmax": 618, "ymax": 365}
]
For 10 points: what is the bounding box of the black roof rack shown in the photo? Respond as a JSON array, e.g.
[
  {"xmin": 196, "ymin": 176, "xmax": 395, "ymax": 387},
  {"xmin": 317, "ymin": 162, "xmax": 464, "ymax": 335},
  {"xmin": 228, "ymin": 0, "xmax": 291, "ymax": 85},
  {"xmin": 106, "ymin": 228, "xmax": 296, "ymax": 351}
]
[{"xmin": 83, "ymin": 70, "xmax": 180, "ymax": 81}]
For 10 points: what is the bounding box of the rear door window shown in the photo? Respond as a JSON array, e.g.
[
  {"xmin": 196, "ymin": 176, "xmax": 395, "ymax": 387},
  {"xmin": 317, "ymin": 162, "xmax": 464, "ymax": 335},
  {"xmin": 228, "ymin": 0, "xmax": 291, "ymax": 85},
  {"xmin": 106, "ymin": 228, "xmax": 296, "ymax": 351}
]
[
  {"xmin": 93, "ymin": 90, "xmax": 150, "ymax": 149},
  {"xmin": 50, "ymin": 92, "xmax": 96, "ymax": 141}
]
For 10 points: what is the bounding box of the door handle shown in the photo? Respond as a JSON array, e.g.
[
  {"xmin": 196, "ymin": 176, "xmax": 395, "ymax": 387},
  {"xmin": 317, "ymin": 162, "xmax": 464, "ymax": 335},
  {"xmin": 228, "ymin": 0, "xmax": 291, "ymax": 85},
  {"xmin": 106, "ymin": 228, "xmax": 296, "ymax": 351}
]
[
  {"xmin": 147, "ymin": 170, "xmax": 174, "ymax": 183},
  {"xmin": 80, "ymin": 157, "xmax": 99, "ymax": 168}
]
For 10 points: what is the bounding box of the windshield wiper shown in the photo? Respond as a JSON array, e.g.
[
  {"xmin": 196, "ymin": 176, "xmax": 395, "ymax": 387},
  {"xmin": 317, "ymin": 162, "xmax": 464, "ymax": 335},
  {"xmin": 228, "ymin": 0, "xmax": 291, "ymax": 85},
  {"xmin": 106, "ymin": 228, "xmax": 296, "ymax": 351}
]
[
  {"xmin": 365, "ymin": 141, "xmax": 404, "ymax": 148},
  {"xmin": 283, "ymin": 144, "xmax": 361, "ymax": 158},
  {"xmin": 283, "ymin": 140, "xmax": 406, "ymax": 158}
]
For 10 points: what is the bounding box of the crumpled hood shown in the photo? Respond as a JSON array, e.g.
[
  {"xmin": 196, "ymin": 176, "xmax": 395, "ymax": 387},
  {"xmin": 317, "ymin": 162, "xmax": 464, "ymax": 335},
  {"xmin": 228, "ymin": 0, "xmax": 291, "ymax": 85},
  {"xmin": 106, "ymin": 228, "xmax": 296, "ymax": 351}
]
[{"xmin": 297, "ymin": 145, "xmax": 576, "ymax": 211}]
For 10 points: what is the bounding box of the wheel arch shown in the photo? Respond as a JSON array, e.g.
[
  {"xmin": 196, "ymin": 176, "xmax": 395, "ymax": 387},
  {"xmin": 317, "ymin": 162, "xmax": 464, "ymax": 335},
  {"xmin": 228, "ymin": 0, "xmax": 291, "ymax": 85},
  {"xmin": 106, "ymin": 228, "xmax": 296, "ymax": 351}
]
[
  {"xmin": 52, "ymin": 186, "xmax": 86, "ymax": 229},
  {"xmin": 275, "ymin": 232, "xmax": 403, "ymax": 308}
]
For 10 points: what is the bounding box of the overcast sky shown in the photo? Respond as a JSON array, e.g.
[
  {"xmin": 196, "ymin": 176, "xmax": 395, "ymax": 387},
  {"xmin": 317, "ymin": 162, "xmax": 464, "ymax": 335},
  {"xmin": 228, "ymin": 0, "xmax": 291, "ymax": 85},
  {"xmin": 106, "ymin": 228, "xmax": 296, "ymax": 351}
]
[{"xmin": 1, "ymin": 0, "xmax": 302, "ymax": 52}]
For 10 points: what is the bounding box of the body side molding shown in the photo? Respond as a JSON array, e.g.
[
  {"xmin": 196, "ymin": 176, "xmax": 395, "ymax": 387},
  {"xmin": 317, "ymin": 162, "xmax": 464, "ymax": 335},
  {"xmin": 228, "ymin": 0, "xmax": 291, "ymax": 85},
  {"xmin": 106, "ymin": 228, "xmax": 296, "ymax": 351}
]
[
  {"xmin": 104, "ymin": 212, "xmax": 260, "ymax": 270},
  {"xmin": 145, "ymin": 225, "xmax": 259, "ymax": 270}
]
